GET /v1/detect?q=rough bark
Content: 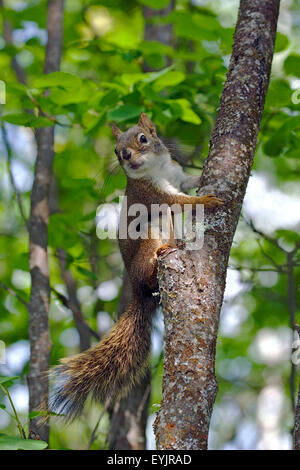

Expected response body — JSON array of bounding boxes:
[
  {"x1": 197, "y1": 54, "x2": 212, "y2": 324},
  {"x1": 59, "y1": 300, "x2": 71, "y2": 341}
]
[
  {"x1": 57, "y1": 248, "x2": 92, "y2": 352},
  {"x1": 295, "y1": 389, "x2": 300, "y2": 450},
  {"x1": 28, "y1": 0, "x2": 64, "y2": 442},
  {"x1": 154, "y1": 0, "x2": 280, "y2": 450},
  {"x1": 294, "y1": 324, "x2": 300, "y2": 450}
]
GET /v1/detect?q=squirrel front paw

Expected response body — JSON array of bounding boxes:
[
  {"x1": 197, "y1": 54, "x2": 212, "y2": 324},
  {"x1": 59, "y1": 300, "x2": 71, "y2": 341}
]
[
  {"x1": 156, "y1": 244, "x2": 177, "y2": 259},
  {"x1": 199, "y1": 194, "x2": 223, "y2": 208}
]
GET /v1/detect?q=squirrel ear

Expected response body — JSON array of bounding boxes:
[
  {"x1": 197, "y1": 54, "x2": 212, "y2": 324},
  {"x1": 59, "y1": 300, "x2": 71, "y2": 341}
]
[
  {"x1": 111, "y1": 124, "x2": 122, "y2": 139},
  {"x1": 138, "y1": 113, "x2": 156, "y2": 136}
]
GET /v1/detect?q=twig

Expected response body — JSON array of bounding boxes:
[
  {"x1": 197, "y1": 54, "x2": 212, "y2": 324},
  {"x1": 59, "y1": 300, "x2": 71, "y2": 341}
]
[
  {"x1": 229, "y1": 264, "x2": 285, "y2": 273},
  {"x1": 51, "y1": 285, "x2": 100, "y2": 342},
  {"x1": 243, "y1": 214, "x2": 281, "y2": 250},
  {"x1": 256, "y1": 238, "x2": 284, "y2": 273},
  {"x1": 26, "y1": 91, "x2": 74, "y2": 128},
  {"x1": 87, "y1": 397, "x2": 111, "y2": 450},
  {"x1": 136, "y1": 384, "x2": 151, "y2": 422},
  {"x1": 0, "y1": 122, "x2": 29, "y2": 229},
  {"x1": 244, "y1": 216, "x2": 299, "y2": 415}
]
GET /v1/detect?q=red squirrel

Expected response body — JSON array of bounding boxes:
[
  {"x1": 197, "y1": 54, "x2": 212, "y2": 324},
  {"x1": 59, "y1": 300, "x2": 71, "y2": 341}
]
[{"x1": 49, "y1": 113, "x2": 222, "y2": 419}]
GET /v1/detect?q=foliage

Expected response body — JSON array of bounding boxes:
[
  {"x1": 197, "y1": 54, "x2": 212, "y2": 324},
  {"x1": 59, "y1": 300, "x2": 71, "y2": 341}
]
[{"x1": 0, "y1": 0, "x2": 299, "y2": 450}]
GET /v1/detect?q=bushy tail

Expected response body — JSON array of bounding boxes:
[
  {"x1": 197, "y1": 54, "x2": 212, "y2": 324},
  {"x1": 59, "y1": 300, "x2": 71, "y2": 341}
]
[{"x1": 49, "y1": 295, "x2": 155, "y2": 420}]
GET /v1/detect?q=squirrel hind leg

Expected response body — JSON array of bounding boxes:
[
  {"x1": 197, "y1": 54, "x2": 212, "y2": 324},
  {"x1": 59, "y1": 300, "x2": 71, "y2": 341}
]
[{"x1": 129, "y1": 239, "x2": 162, "y2": 293}]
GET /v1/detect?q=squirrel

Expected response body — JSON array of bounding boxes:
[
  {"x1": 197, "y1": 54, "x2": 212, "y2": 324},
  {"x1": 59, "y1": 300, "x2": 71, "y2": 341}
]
[{"x1": 48, "y1": 113, "x2": 222, "y2": 420}]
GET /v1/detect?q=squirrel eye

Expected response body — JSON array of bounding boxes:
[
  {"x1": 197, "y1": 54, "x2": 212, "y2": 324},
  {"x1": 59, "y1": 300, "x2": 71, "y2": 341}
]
[
  {"x1": 114, "y1": 148, "x2": 118, "y2": 156},
  {"x1": 139, "y1": 134, "x2": 147, "y2": 144}
]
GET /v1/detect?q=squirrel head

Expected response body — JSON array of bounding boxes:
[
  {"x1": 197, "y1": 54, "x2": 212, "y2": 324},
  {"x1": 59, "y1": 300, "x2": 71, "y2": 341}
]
[{"x1": 111, "y1": 113, "x2": 168, "y2": 178}]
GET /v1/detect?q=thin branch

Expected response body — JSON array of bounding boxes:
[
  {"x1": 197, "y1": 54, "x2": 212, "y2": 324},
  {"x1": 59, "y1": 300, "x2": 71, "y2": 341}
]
[
  {"x1": 0, "y1": 122, "x2": 29, "y2": 228},
  {"x1": 136, "y1": 384, "x2": 151, "y2": 422},
  {"x1": 28, "y1": 0, "x2": 64, "y2": 443},
  {"x1": 50, "y1": 284, "x2": 100, "y2": 343},
  {"x1": 243, "y1": 214, "x2": 281, "y2": 250},
  {"x1": 256, "y1": 238, "x2": 284, "y2": 273},
  {"x1": 0, "y1": 384, "x2": 26, "y2": 439},
  {"x1": 26, "y1": 91, "x2": 74, "y2": 128},
  {"x1": 287, "y1": 252, "x2": 297, "y2": 413},
  {"x1": 229, "y1": 264, "x2": 285, "y2": 273},
  {"x1": 87, "y1": 397, "x2": 111, "y2": 450}
]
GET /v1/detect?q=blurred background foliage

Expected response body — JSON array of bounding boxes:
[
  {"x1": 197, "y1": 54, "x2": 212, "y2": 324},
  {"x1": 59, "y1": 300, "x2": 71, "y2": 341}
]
[{"x1": 0, "y1": 0, "x2": 299, "y2": 450}]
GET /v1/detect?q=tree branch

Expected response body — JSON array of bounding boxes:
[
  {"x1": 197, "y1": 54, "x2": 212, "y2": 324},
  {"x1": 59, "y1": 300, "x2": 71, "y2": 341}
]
[
  {"x1": 294, "y1": 324, "x2": 300, "y2": 450},
  {"x1": 154, "y1": 0, "x2": 280, "y2": 450},
  {"x1": 56, "y1": 248, "x2": 100, "y2": 350},
  {"x1": 27, "y1": 0, "x2": 64, "y2": 443},
  {"x1": 0, "y1": 281, "x2": 29, "y2": 308}
]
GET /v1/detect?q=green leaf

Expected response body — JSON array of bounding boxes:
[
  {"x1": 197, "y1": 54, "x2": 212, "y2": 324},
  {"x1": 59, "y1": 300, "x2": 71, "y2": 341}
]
[
  {"x1": 2, "y1": 114, "x2": 33, "y2": 125},
  {"x1": 121, "y1": 73, "x2": 149, "y2": 87},
  {"x1": 107, "y1": 104, "x2": 143, "y2": 122},
  {"x1": 166, "y1": 99, "x2": 201, "y2": 125},
  {"x1": 274, "y1": 32, "x2": 289, "y2": 53},
  {"x1": 99, "y1": 89, "x2": 120, "y2": 107},
  {"x1": 275, "y1": 230, "x2": 300, "y2": 244},
  {"x1": 263, "y1": 115, "x2": 300, "y2": 156},
  {"x1": 139, "y1": 41, "x2": 174, "y2": 58},
  {"x1": 284, "y1": 54, "x2": 300, "y2": 78},
  {"x1": 265, "y1": 80, "x2": 292, "y2": 108},
  {"x1": 30, "y1": 117, "x2": 54, "y2": 127},
  {"x1": 33, "y1": 72, "x2": 82, "y2": 89},
  {"x1": 29, "y1": 410, "x2": 66, "y2": 419},
  {"x1": 76, "y1": 266, "x2": 98, "y2": 281},
  {"x1": 82, "y1": 110, "x2": 101, "y2": 132},
  {"x1": 153, "y1": 71, "x2": 185, "y2": 92},
  {"x1": 170, "y1": 11, "x2": 220, "y2": 42},
  {"x1": 0, "y1": 434, "x2": 48, "y2": 450},
  {"x1": 2, "y1": 114, "x2": 54, "y2": 128}
]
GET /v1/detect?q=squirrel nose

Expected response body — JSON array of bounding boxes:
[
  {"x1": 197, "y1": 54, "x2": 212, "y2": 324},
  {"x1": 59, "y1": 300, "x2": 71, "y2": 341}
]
[{"x1": 122, "y1": 149, "x2": 131, "y2": 160}]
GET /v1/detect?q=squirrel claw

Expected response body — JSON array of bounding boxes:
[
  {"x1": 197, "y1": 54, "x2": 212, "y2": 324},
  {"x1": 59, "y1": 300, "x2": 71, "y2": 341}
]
[
  {"x1": 157, "y1": 244, "x2": 177, "y2": 259},
  {"x1": 203, "y1": 194, "x2": 223, "y2": 208}
]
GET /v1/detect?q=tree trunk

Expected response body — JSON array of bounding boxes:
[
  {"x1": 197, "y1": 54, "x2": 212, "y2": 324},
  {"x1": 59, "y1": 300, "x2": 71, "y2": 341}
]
[
  {"x1": 294, "y1": 325, "x2": 300, "y2": 450},
  {"x1": 57, "y1": 248, "x2": 92, "y2": 352},
  {"x1": 108, "y1": 273, "x2": 150, "y2": 450},
  {"x1": 154, "y1": 0, "x2": 280, "y2": 450},
  {"x1": 28, "y1": 0, "x2": 64, "y2": 442}
]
